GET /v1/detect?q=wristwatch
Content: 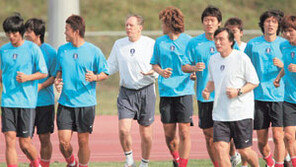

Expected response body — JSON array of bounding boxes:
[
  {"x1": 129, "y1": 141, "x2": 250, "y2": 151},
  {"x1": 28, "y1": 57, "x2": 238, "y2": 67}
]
[{"x1": 237, "y1": 88, "x2": 243, "y2": 96}]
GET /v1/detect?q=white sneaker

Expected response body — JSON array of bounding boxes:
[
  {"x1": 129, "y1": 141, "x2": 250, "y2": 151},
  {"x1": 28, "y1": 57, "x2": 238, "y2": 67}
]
[
  {"x1": 124, "y1": 163, "x2": 136, "y2": 167},
  {"x1": 230, "y1": 152, "x2": 241, "y2": 167}
]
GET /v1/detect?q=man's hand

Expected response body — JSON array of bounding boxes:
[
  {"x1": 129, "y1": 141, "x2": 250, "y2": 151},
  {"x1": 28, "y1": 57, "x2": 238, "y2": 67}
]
[
  {"x1": 140, "y1": 70, "x2": 154, "y2": 76},
  {"x1": 194, "y1": 62, "x2": 205, "y2": 71},
  {"x1": 273, "y1": 58, "x2": 283, "y2": 68},
  {"x1": 16, "y1": 71, "x2": 29, "y2": 83},
  {"x1": 160, "y1": 68, "x2": 173, "y2": 78},
  {"x1": 202, "y1": 88, "x2": 210, "y2": 100},
  {"x1": 54, "y1": 78, "x2": 63, "y2": 93},
  {"x1": 190, "y1": 72, "x2": 196, "y2": 80},
  {"x1": 226, "y1": 87, "x2": 238, "y2": 99},
  {"x1": 273, "y1": 78, "x2": 281, "y2": 88},
  {"x1": 288, "y1": 63, "x2": 296, "y2": 72},
  {"x1": 85, "y1": 70, "x2": 97, "y2": 82},
  {"x1": 38, "y1": 84, "x2": 43, "y2": 91}
]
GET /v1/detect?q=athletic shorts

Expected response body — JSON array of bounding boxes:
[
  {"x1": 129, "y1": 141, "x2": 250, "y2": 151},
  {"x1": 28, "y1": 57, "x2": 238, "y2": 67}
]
[
  {"x1": 117, "y1": 84, "x2": 155, "y2": 126},
  {"x1": 1, "y1": 107, "x2": 35, "y2": 138},
  {"x1": 57, "y1": 104, "x2": 95, "y2": 133},
  {"x1": 35, "y1": 105, "x2": 55, "y2": 134},
  {"x1": 254, "y1": 101, "x2": 283, "y2": 130},
  {"x1": 198, "y1": 101, "x2": 214, "y2": 129},
  {"x1": 160, "y1": 95, "x2": 193, "y2": 124},
  {"x1": 283, "y1": 101, "x2": 296, "y2": 127},
  {"x1": 213, "y1": 119, "x2": 253, "y2": 149}
]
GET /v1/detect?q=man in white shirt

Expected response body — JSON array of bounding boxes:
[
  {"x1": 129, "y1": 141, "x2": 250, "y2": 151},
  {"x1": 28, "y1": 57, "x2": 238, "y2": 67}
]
[
  {"x1": 202, "y1": 28, "x2": 260, "y2": 167},
  {"x1": 107, "y1": 14, "x2": 156, "y2": 167}
]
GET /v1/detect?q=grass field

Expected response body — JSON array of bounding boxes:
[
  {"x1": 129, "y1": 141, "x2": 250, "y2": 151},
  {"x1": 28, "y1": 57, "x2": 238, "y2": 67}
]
[{"x1": 0, "y1": 159, "x2": 268, "y2": 167}]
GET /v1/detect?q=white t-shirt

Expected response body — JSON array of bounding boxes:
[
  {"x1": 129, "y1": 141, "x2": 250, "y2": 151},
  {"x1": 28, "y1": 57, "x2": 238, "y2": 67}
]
[
  {"x1": 208, "y1": 49, "x2": 259, "y2": 121},
  {"x1": 107, "y1": 35, "x2": 157, "y2": 89},
  {"x1": 239, "y1": 41, "x2": 247, "y2": 51}
]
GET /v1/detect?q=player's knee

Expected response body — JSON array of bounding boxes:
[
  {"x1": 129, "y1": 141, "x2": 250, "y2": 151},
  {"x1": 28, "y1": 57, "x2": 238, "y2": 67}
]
[
  {"x1": 78, "y1": 137, "x2": 89, "y2": 147},
  {"x1": 39, "y1": 134, "x2": 51, "y2": 145},
  {"x1": 203, "y1": 129, "x2": 213, "y2": 139},
  {"x1": 273, "y1": 131, "x2": 284, "y2": 144},
  {"x1": 59, "y1": 140, "x2": 71, "y2": 150},
  {"x1": 19, "y1": 140, "x2": 31, "y2": 153},
  {"x1": 284, "y1": 132, "x2": 294, "y2": 143},
  {"x1": 179, "y1": 130, "x2": 190, "y2": 141},
  {"x1": 119, "y1": 128, "x2": 130, "y2": 138}
]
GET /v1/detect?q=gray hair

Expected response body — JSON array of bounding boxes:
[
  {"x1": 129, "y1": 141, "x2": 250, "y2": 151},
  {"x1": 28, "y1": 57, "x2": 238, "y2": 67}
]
[{"x1": 126, "y1": 14, "x2": 144, "y2": 26}]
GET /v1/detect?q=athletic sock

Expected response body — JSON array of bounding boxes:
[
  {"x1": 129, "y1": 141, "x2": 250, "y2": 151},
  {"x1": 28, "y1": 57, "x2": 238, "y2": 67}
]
[
  {"x1": 66, "y1": 154, "x2": 76, "y2": 166},
  {"x1": 241, "y1": 166, "x2": 248, "y2": 167},
  {"x1": 124, "y1": 150, "x2": 134, "y2": 166},
  {"x1": 274, "y1": 162, "x2": 284, "y2": 167},
  {"x1": 264, "y1": 153, "x2": 275, "y2": 166},
  {"x1": 179, "y1": 158, "x2": 188, "y2": 167},
  {"x1": 291, "y1": 156, "x2": 296, "y2": 167},
  {"x1": 7, "y1": 165, "x2": 17, "y2": 167},
  {"x1": 170, "y1": 151, "x2": 180, "y2": 163},
  {"x1": 40, "y1": 159, "x2": 50, "y2": 167},
  {"x1": 30, "y1": 159, "x2": 40, "y2": 167},
  {"x1": 213, "y1": 161, "x2": 219, "y2": 167},
  {"x1": 79, "y1": 163, "x2": 88, "y2": 167},
  {"x1": 139, "y1": 158, "x2": 149, "y2": 167}
]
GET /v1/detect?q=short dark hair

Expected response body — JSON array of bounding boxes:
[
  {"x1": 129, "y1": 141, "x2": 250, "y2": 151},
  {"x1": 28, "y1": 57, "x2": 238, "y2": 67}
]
[
  {"x1": 259, "y1": 9, "x2": 284, "y2": 35},
  {"x1": 126, "y1": 14, "x2": 144, "y2": 26},
  {"x1": 25, "y1": 18, "x2": 46, "y2": 43},
  {"x1": 224, "y1": 17, "x2": 243, "y2": 31},
  {"x1": 159, "y1": 6, "x2": 185, "y2": 33},
  {"x1": 214, "y1": 27, "x2": 235, "y2": 48},
  {"x1": 66, "y1": 15, "x2": 85, "y2": 38},
  {"x1": 3, "y1": 13, "x2": 25, "y2": 36},
  {"x1": 201, "y1": 6, "x2": 222, "y2": 23},
  {"x1": 281, "y1": 15, "x2": 296, "y2": 32}
]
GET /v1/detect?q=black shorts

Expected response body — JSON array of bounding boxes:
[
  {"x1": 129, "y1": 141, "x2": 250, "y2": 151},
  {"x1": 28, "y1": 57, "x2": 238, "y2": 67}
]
[
  {"x1": 213, "y1": 119, "x2": 253, "y2": 149},
  {"x1": 198, "y1": 101, "x2": 214, "y2": 129},
  {"x1": 254, "y1": 101, "x2": 283, "y2": 130},
  {"x1": 57, "y1": 104, "x2": 95, "y2": 133},
  {"x1": 35, "y1": 105, "x2": 55, "y2": 134},
  {"x1": 160, "y1": 95, "x2": 193, "y2": 124},
  {"x1": 1, "y1": 107, "x2": 35, "y2": 138},
  {"x1": 283, "y1": 101, "x2": 296, "y2": 127}
]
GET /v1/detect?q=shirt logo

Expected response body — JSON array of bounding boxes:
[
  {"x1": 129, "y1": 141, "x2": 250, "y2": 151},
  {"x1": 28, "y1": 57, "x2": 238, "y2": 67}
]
[
  {"x1": 130, "y1": 48, "x2": 135, "y2": 56},
  {"x1": 170, "y1": 45, "x2": 175, "y2": 51},
  {"x1": 73, "y1": 53, "x2": 78, "y2": 59},
  {"x1": 291, "y1": 52, "x2": 295, "y2": 59},
  {"x1": 266, "y1": 47, "x2": 271, "y2": 53},
  {"x1": 13, "y1": 54, "x2": 18, "y2": 60},
  {"x1": 210, "y1": 47, "x2": 215, "y2": 53},
  {"x1": 220, "y1": 65, "x2": 225, "y2": 71}
]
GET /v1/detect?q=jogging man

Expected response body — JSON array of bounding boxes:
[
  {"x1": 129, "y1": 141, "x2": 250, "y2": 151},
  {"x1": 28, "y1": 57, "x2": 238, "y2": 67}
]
[
  {"x1": 244, "y1": 9, "x2": 286, "y2": 167},
  {"x1": 54, "y1": 15, "x2": 109, "y2": 167},
  {"x1": 274, "y1": 15, "x2": 296, "y2": 167},
  {"x1": 203, "y1": 27, "x2": 260, "y2": 167},
  {"x1": 0, "y1": 13, "x2": 48, "y2": 167},
  {"x1": 225, "y1": 17, "x2": 247, "y2": 51},
  {"x1": 107, "y1": 14, "x2": 156, "y2": 167},
  {"x1": 151, "y1": 6, "x2": 194, "y2": 167},
  {"x1": 24, "y1": 18, "x2": 56, "y2": 167}
]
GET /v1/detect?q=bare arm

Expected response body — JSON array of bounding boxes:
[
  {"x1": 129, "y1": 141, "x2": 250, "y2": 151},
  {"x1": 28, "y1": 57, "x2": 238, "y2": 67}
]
[
  {"x1": 274, "y1": 68, "x2": 285, "y2": 87},
  {"x1": 85, "y1": 70, "x2": 108, "y2": 82},
  {"x1": 38, "y1": 76, "x2": 55, "y2": 91},
  {"x1": 226, "y1": 82, "x2": 259, "y2": 99},
  {"x1": 202, "y1": 81, "x2": 214, "y2": 100},
  {"x1": 152, "y1": 64, "x2": 172, "y2": 78},
  {"x1": 16, "y1": 71, "x2": 48, "y2": 83},
  {"x1": 182, "y1": 63, "x2": 205, "y2": 73}
]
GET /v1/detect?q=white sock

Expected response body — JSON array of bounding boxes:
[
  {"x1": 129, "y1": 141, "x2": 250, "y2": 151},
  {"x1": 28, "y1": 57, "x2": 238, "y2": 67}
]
[
  {"x1": 125, "y1": 151, "x2": 134, "y2": 166},
  {"x1": 139, "y1": 158, "x2": 149, "y2": 167},
  {"x1": 285, "y1": 154, "x2": 291, "y2": 161}
]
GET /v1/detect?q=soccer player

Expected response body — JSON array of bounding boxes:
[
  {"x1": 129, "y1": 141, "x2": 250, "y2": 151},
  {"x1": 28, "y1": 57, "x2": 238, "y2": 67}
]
[
  {"x1": 150, "y1": 6, "x2": 194, "y2": 167},
  {"x1": 24, "y1": 18, "x2": 57, "y2": 167},
  {"x1": 202, "y1": 27, "x2": 260, "y2": 167},
  {"x1": 274, "y1": 15, "x2": 296, "y2": 167},
  {"x1": 107, "y1": 14, "x2": 156, "y2": 167},
  {"x1": 0, "y1": 14, "x2": 48, "y2": 167},
  {"x1": 54, "y1": 15, "x2": 109, "y2": 167},
  {"x1": 225, "y1": 17, "x2": 247, "y2": 51},
  {"x1": 244, "y1": 9, "x2": 286, "y2": 167},
  {"x1": 182, "y1": 6, "x2": 243, "y2": 167}
]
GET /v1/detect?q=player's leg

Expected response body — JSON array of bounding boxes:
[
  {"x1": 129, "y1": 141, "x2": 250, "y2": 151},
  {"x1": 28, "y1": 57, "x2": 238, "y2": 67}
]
[
  {"x1": 38, "y1": 133, "x2": 52, "y2": 166},
  {"x1": 163, "y1": 123, "x2": 179, "y2": 163},
  {"x1": 119, "y1": 118, "x2": 135, "y2": 167},
  {"x1": 229, "y1": 140, "x2": 242, "y2": 167},
  {"x1": 19, "y1": 137, "x2": 39, "y2": 166},
  {"x1": 237, "y1": 147, "x2": 259, "y2": 167},
  {"x1": 215, "y1": 141, "x2": 231, "y2": 167},
  {"x1": 139, "y1": 124, "x2": 152, "y2": 166},
  {"x1": 178, "y1": 122, "x2": 191, "y2": 167},
  {"x1": 284, "y1": 126, "x2": 296, "y2": 166},
  {"x1": 77, "y1": 132, "x2": 90, "y2": 166}
]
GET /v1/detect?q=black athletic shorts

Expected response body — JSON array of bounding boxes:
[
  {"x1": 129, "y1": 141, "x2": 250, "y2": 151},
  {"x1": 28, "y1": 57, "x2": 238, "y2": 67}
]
[
  {"x1": 1, "y1": 107, "x2": 35, "y2": 138},
  {"x1": 57, "y1": 104, "x2": 95, "y2": 133},
  {"x1": 254, "y1": 101, "x2": 283, "y2": 130},
  {"x1": 198, "y1": 101, "x2": 214, "y2": 129},
  {"x1": 213, "y1": 119, "x2": 253, "y2": 149},
  {"x1": 160, "y1": 95, "x2": 193, "y2": 124},
  {"x1": 35, "y1": 105, "x2": 55, "y2": 134},
  {"x1": 283, "y1": 101, "x2": 296, "y2": 127}
]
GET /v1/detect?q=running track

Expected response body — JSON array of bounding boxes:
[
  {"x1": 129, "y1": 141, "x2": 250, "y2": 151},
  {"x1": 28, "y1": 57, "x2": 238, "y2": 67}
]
[{"x1": 0, "y1": 116, "x2": 274, "y2": 163}]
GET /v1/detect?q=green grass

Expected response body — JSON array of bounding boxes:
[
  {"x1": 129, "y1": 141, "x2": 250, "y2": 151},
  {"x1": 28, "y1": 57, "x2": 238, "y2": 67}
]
[{"x1": 0, "y1": 159, "x2": 268, "y2": 167}]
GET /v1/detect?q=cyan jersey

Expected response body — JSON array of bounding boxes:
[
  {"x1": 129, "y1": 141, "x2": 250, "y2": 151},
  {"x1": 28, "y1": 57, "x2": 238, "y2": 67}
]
[
  {"x1": 281, "y1": 41, "x2": 296, "y2": 104},
  {"x1": 0, "y1": 40, "x2": 48, "y2": 108},
  {"x1": 55, "y1": 42, "x2": 109, "y2": 107},
  {"x1": 245, "y1": 36, "x2": 286, "y2": 101},
  {"x1": 150, "y1": 33, "x2": 195, "y2": 97},
  {"x1": 37, "y1": 43, "x2": 57, "y2": 106}
]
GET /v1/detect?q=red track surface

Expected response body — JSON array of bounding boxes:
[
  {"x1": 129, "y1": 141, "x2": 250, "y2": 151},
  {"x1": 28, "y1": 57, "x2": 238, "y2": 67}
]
[{"x1": 0, "y1": 115, "x2": 273, "y2": 163}]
